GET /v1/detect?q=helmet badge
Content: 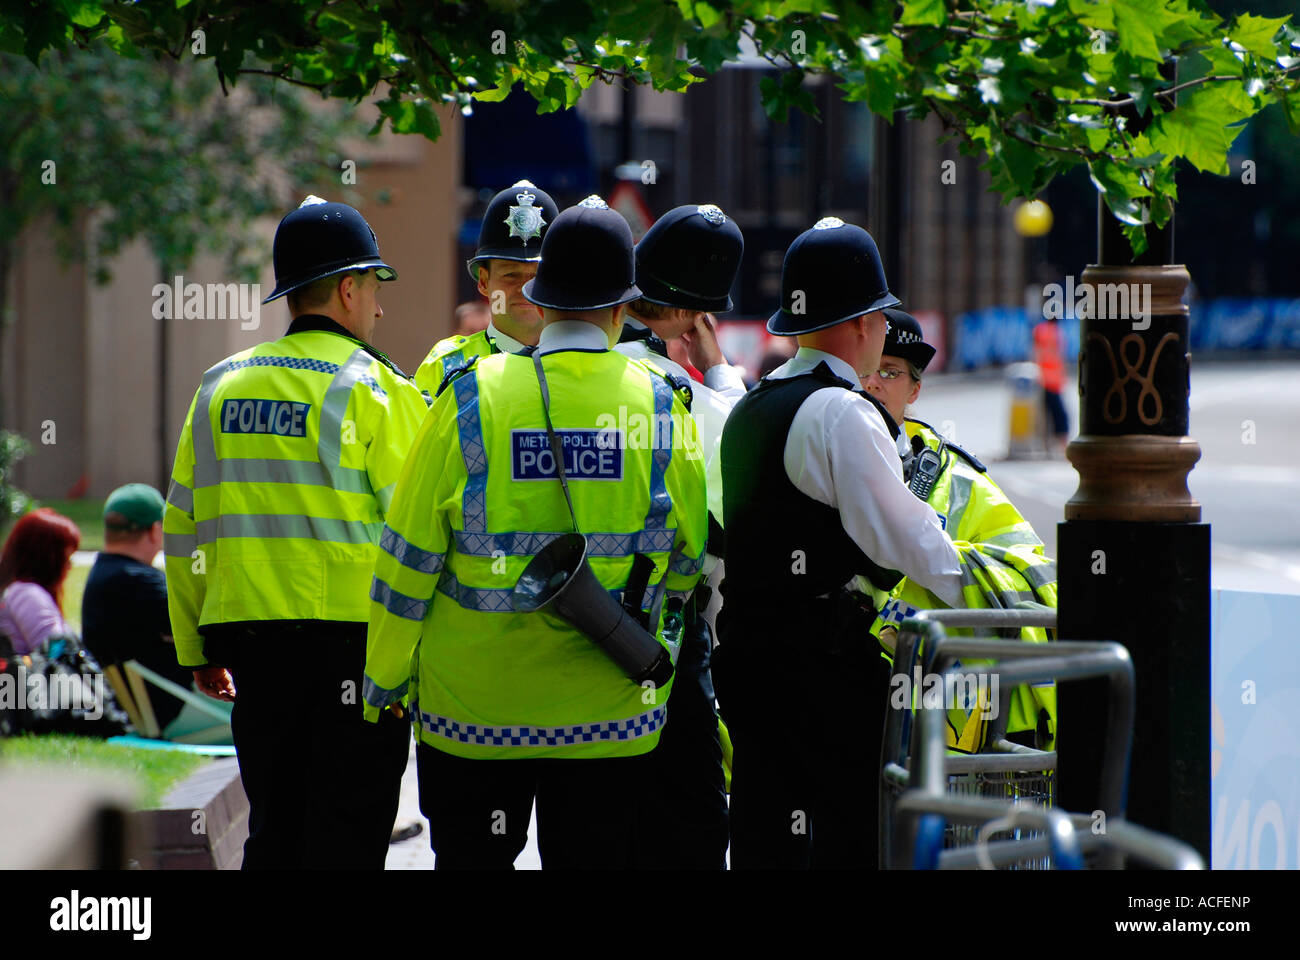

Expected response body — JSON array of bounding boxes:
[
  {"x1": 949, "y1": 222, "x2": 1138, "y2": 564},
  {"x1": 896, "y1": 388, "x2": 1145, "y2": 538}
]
[
  {"x1": 696, "y1": 203, "x2": 727, "y2": 225},
  {"x1": 505, "y1": 186, "x2": 546, "y2": 246},
  {"x1": 813, "y1": 216, "x2": 845, "y2": 230}
]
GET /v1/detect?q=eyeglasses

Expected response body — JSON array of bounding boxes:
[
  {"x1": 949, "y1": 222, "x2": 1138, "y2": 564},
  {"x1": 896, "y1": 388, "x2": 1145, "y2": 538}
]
[{"x1": 874, "y1": 368, "x2": 907, "y2": 381}]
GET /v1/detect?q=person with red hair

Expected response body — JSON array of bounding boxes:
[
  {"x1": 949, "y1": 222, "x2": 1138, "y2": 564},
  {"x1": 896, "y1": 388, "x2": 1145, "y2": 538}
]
[{"x1": 0, "y1": 508, "x2": 81, "y2": 655}]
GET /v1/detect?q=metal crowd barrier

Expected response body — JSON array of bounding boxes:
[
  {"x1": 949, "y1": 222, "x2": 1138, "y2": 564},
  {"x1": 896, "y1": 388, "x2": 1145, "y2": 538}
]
[
  {"x1": 899, "y1": 698, "x2": 1203, "y2": 870},
  {"x1": 880, "y1": 608, "x2": 1063, "y2": 869}
]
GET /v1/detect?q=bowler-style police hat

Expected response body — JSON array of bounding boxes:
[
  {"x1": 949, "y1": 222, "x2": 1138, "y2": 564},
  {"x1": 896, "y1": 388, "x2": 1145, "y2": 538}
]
[
  {"x1": 767, "y1": 217, "x2": 900, "y2": 336},
  {"x1": 522, "y1": 196, "x2": 642, "y2": 311},
  {"x1": 263, "y1": 196, "x2": 396, "y2": 303},
  {"x1": 881, "y1": 308, "x2": 937, "y2": 372},
  {"x1": 467, "y1": 179, "x2": 561, "y2": 281},
  {"x1": 634, "y1": 204, "x2": 744, "y2": 312}
]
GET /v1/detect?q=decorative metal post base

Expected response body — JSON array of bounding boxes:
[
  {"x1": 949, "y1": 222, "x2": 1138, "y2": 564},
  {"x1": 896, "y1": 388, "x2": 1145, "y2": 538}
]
[{"x1": 1057, "y1": 262, "x2": 1211, "y2": 863}]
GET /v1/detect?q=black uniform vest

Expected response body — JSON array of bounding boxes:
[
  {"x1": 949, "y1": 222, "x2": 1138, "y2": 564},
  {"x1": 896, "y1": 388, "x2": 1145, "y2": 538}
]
[{"x1": 720, "y1": 362, "x2": 903, "y2": 622}]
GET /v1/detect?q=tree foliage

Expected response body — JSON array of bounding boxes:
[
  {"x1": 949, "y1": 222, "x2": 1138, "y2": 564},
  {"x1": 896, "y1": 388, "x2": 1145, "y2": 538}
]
[{"x1": 1, "y1": 1, "x2": 1297, "y2": 256}]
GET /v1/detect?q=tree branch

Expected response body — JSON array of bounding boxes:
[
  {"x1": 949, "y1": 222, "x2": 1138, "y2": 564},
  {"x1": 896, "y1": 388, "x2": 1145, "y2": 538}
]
[
  {"x1": 1060, "y1": 64, "x2": 1300, "y2": 109},
  {"x1": 236, "y1": 68, "x2": 327, "y2": 91}
]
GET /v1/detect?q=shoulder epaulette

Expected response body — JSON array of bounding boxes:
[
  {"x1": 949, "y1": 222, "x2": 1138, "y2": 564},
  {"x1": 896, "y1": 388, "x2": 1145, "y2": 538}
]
[
  {"x1": 946, "y1": 439, "x2": 987, "y2": 473},
  {"x1": 633, "y1": 357, "x2": 694, "y2": 412},
  {"x1": 664, "y1": 372, "x2": 693, "y2": 412},
  {"x1": 435, "y1": 354, "x2": 480, "y2": 399}
]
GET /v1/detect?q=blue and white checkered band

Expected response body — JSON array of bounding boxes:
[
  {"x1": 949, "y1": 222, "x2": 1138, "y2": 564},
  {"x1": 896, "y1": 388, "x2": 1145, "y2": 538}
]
[
  {"x1": 506, "y1": 188, "x2": 545, "y2": 245},
  {"x1": 579, "y1": 195, "x2": 608, "y2": 209},
  {"x1": 894, "y1": 329, "x2": 921, "y2": 343},
  {"x1": 813, "y1": 216, "x2": 845, "y2": 230},
  {"x1": 696, "y1": 204, "x2": 726, "y2": 225}
]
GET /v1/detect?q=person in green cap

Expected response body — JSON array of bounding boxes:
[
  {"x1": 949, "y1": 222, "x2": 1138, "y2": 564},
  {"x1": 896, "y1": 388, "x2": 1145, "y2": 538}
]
[{"x1": 82, "y1": 483, "x2": 194, "y2": 730}]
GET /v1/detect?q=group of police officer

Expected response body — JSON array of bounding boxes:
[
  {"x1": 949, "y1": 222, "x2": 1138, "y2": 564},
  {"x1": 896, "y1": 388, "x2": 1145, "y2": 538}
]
[{"x1": 162, "y1": 178, "x2": 1048, "y2": 870}]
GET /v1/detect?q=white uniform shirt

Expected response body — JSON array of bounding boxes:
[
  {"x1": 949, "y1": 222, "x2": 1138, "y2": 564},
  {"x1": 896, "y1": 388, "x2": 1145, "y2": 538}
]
[
  {"x1": 770, "y1": 346, "x2": 963, "y2": 607},
  {"x1": 616, "y1": 318, "x2": 742, "y2": 571},
  {"x1": 485, "y1": 318, "x2": 530, "y2": 356}
]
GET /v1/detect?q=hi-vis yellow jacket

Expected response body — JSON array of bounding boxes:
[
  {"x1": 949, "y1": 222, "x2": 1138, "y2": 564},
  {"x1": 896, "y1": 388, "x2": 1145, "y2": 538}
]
[
  {"x1": 363, "y1": 346, "x2": 708, "y2": 760},
  {"x1": 162, "y1": 321, "x2": 428, "y2": 667},
  {"x1": 413, "y1": 330, "x2": 499, "y2": 403},
  {"x1": 874, "y1": 418, "x2": 1059, "y2": 751}
]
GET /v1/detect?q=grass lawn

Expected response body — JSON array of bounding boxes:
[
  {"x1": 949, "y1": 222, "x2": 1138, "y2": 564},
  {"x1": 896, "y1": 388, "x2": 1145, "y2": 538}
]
[
  {"x1": 0, "y1": 497, "x2": 106, "y2": 553},
  {"x1": 1, "y1": 733, "x2": 208, "y2": 808},
  {"x1": 37, "y1": 497, "x2": 107, "y2": 553}
]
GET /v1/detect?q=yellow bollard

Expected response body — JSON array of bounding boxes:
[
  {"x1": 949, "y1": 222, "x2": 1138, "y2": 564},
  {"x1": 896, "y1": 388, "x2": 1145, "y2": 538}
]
[{"x1": 1006, "y1": 362, "x2": 1043, "y2": 459}]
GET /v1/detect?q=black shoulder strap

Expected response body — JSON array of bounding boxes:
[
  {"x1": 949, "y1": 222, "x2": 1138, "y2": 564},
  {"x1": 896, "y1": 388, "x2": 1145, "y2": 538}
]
[
  {"x1": 436, "y1": 354, "x2": 480, "y2": 399},
  {"x1": 905, "y1": 416, "x2": 986, "y2": 473}
]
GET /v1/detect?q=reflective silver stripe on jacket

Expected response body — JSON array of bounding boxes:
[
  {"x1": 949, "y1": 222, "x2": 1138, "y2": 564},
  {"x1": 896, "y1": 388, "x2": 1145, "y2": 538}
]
[
  {"x1": 195, "y1": 514, "x2": 381, "y2": 544},
  {"x1": 166, "y1": 479, "x2": 194, "y2": 514},
  {"x1": 370, "y1": 576, "x2": 431, "y2": 622},
  {"x1": 380, "y1": 526, "x2": 446, "y2": 575},
  {"x1": 453, "y1": 370, "x2": 488, "y2": 534},
  {"x1": 362, "y1": 674, "x2": 408, "y2": 709}
]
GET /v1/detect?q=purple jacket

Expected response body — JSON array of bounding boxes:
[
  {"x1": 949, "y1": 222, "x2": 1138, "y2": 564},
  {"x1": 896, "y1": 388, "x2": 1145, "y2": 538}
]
[{"x1": 0, "y1": 581, "x2": 71, "y2": 655}]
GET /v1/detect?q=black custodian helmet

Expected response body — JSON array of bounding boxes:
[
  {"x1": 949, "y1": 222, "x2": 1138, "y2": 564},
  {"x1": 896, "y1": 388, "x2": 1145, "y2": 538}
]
[
  {"x1": 467, "y1": 179, "x2": 561, "y2": 281},
  {"x1": 263, "y1": 196, "x2": 396, "y2": 304},
  {"x1": 522, "y1": 196, "x2": 641, "y2": 311},
  {"x1": 767, "y1": 217, "x2": 900, "y2": 336},
  {"x1": 634, "y1": 203, "x2": 744, "y2": 312}
]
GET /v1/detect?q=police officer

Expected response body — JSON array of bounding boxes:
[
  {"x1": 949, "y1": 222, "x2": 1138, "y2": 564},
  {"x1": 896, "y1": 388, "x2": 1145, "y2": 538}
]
[
  {"x1": 363, "y1": 196, "x2": 707, "y2": 869},
  {"x1": 714, "y1": 217, "x2": 965, "y2": 869},
  {"x1": 163, "y1": 196, "x2": 428, "y2": 869},
  {"x1": 863, "y1": 309, "x2": 1059, "y2": 752},
  {"x1": 413, "y1": 180, "x2": 561, "y2": 400},
  {"x1": 618, "y1": 203, "x2": 745, "y2": 869}
]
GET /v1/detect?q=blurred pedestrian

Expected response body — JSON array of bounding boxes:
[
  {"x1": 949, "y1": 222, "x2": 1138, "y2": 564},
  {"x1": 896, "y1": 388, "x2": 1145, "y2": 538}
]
[
  {"x1": 1033, "y1": 315, "x2": 1069, "y2": 457},
  {"x1": 82, "y1": 483, "x2": 194, "y2": 732},
  {"x1": 453, "y1": 301, "x2": 490, "y2": 338},
  {"x1": 0, "y1": 507, "x2": 80, "y2": 655}
]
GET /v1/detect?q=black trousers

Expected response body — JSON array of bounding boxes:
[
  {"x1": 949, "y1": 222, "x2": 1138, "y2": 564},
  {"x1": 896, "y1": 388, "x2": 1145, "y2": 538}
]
[
  {"x1": 637, "y1": 617, "x2": 729, "y2": 869},
  {"x1": 206, "y1": 622, "x2": 410, "y2": 870},
  {"x1": 712, "y1": 619, "x2": 891, "y2": 870},
  {"x1": 416, "y1": 740, "x2": 653, "y2": 869}
]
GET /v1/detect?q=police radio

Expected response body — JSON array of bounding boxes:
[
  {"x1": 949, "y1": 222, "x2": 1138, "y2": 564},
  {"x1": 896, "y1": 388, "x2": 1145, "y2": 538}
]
[{"x1": 904, "y1": 435, "x2": 944, "y2": 501}]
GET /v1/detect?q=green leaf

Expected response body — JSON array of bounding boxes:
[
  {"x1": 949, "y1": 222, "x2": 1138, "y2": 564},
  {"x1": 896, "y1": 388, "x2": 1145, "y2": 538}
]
[
  {"x1": 1123, "y1": 222, "x2": 1149, "y2": 258},
  {"x1": 65, "y1": 2, "x2": 106, "y2": 28},
  {"x1": 1111, "y1": 1, "x2": 1161, "y2": 62},
  {"x1": 1229, "y1": 13, "x2": 1288, "y2": 60},
  {"x1": 999, "y1": 135, "x2": 1040, "y2": 194},
  {"x1": 1148, "y1": 83, "x2": 1251, "y2": 174},
  {"x1": 378, "y1": 97, "x2": 441, "y2": 138},
  {"x1": 900, "y1": 0, "x2": 945, "y2": 28}
]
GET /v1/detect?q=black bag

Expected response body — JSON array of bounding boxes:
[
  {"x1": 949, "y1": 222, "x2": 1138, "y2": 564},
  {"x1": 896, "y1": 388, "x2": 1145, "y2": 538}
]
[{"x1": 0, "y1": 633, "x2": 133, "y2": 738}]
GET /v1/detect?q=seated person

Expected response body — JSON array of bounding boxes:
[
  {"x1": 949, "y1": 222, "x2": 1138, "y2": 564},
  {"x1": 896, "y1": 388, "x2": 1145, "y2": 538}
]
[
  {"x1": 862, "y1": 310, "x2": 1058, "y2": 752},
  {"x1": 82, "y1": 483, "x2": 194, "y2": 730},
  {"x1": 0, "y1": 508, "x2": 81, "y2": 654}
]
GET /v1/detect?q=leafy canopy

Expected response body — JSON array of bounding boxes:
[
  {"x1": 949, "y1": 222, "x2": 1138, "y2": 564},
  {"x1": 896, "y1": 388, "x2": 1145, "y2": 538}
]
[{"x1": 3, "y1": 0, "x2": 1298, "y2": 256}]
